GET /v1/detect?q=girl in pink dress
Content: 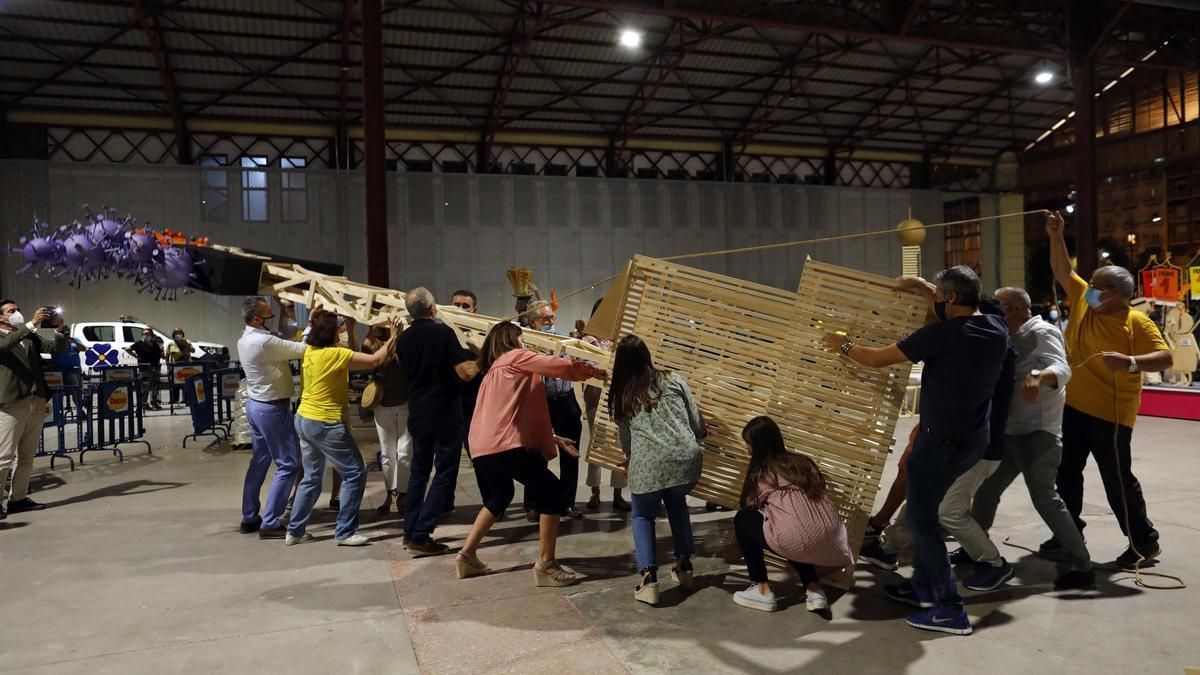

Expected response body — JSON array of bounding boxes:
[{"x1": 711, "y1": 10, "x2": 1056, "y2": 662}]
[{"x1": 732, "y1": 416, "x2": 853, "y2": 613}]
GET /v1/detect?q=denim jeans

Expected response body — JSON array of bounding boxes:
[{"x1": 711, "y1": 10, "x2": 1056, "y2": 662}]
[
  {"x1": 242, "y1": 398, "x2": 301, "y2": 530},
  {"x1": 288, "y1": 414, "x2": 367, "y2": 541},
  {"x1": 630, "y1": 482, "x2": 696, "y2": 572},
  {"x1": 905, "y1": 428, "x2": 986, "y2": 611},
  {"x1": 404, "y1": 424, "x2": 463, "y2": 544}
]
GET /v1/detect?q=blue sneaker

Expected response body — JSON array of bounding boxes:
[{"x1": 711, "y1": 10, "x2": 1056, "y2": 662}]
[
  {"x1": 906, "y1": 607, "x2": 973, "y2": 635},
  {"x1": 962, "y1": 559, "x2": 1013, "y2": 591},
  {"x1": 883, "y1": 581, "x2": 935, "y2": 608}
]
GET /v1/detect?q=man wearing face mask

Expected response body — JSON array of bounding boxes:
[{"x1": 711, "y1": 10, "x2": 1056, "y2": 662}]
[
  {"x1": 126, "y1": 328, "x2": 165, "y2": 410},
  {"x1": 1044, "y1": 211, "x2": 1173, "y2": 568},
  {"x1": 522, "y1": 302, "x2": 585, "y2": 521},
  {"x1": 0, "y1": 302, "x2": 64, "y2": 518},
  {"x1": 238, "y1": 296, "x2": 308, "y2": 537},
  {"x1": 821, "y1": 266, "x2": 1009, "y2": 636}
]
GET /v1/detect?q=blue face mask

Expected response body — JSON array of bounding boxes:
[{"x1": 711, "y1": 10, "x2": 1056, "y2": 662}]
[
  {"x1": 538, "y1": 324, "x2": 558, "y2": 335},
  {"x1": 1084, "y1": 288, "x2": 1103, "y2": 309}
]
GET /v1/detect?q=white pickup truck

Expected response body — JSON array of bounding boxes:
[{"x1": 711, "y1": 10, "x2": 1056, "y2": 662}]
[{"x1": 69, "y1": 321, "x2": 230, "y2": 375}]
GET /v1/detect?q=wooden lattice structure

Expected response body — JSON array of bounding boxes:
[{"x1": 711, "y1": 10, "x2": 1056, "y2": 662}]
[
  {"x1": 257, "y1": 262, "x2": 611, "y2": 387},
  {"x1": 584, "y1": 256, "x2": 927, "y2": 586},
  {"x1": 259, "y1": 256, "x2": 926, "y2": 587}
]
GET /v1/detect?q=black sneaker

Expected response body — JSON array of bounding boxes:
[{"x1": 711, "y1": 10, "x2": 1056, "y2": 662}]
[
  {"x1": 329, "y1": 497, "x2": 341, "y2": 510},
  {"x1": 858, "y1": 539, "x2": 899, "y2": 571},
  {"x1": 947, "y1": 547, "x2": 975, "y2": 566},
  {"x1": 1039, "y1": 537, "x2": 1065, "y2": 556},
  {"x1": 6, "y1": 498, "x2": 46, "y2": 513},
  {"x1": 239, "y1": 517, "x2": 262, "y2": 534},
  {"x1": 1054, "y1": 568, "x2": 1096, "y2": 590},
  {"x1": 962, "y1": 559, "x2": 1014, "y2": 591},
  {"x1": 1115, "y1": 543, "x2": 1160, "y2": 570}
]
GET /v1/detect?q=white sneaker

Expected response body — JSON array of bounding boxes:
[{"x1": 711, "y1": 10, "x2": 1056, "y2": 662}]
[
  {"x1": 733, "y1": 585, "x2": 777, "y2": 612},
  {"x1": 806, "y1": 588, "x2": 829, "y2": 612},
  {"x1": 336, "y1": 533, "x2": 371, "y2": 547},
  {"x1": 285, "y1": 532, "x2": 312, "y2": 546}
]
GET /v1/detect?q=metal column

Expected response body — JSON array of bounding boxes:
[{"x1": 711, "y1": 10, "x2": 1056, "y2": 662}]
[
  {"x1": 362, "y1": 0, "x2": 388, "y2": 287},
  {"x1": 1068, "y1": 0, "x2": 1100, "y2": 275}
]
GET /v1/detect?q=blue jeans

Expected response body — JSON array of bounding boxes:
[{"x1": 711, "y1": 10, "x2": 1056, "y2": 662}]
[
  {"x1": 631, "y1": 482, "x2": 696, "y2": 572},
  {"x1": 288, "y1": 415, "x2": 367, "y2": 541},
  {"x1": 242, "y1": 399, "x2": 301, "y2": 530},
  {"x1": 404, "y1": 424, "x2": 464, "y2": 544},
  {"x1": 905, "y1": 428, "x2": 987, "y2": 611}
]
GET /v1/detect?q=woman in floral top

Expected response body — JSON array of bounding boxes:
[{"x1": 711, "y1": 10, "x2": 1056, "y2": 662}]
[{"x1": 609, "y1": 334, "x2": 706, "y2": 606}]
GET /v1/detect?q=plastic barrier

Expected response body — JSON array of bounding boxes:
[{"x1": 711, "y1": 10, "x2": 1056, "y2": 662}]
[
  {"x1": 34, "y1": 377, "x2": 149, "y2": 470},
  {"x1": 80, "y1": 379, "x2": 151, "y2": 464},
  {"x1": 182, "y1": 372, "x2": 226, "y2": 447}
]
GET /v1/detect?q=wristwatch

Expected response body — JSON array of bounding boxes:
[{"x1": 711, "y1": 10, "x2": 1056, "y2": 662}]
[
  {"x1": 1030, "y1": 368, "x2": 1041, "y2": 380},
  {"x1": 1127, "y1": 356, "x2": 1138, "y2": 373},
  {"x1": 840, "y1": 340, "x2": 854, "y2": 357}
]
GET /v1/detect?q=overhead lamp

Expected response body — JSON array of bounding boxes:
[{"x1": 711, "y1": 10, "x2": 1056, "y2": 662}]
[
  {"x1": 1034, "y1": 69, "x2": 1054, "y2": 85},
  {"x1": 619, "y1": 29, "x2": 642, "y2": 48},
  {"x1": 1127, "y1": 233, "x2": 1138, "y2": 245},
  {"x1": 1151, "y1": 214, "x2": 1162, "y2": 222},
  {"x1": 1101, "y1": 250, "x2": 1111, "y2": 259},
  {"x1": 1065, "y1": 204, "x2": 1076, "y2": 214}
]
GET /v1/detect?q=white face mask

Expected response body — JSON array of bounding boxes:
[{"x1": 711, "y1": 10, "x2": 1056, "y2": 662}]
[
  {"x1": 1049, "y1": 310, "x2": 1059, "y2": 321},
  {"x1": 7, "y1": 310, "x2": 25, "y2": 327}
]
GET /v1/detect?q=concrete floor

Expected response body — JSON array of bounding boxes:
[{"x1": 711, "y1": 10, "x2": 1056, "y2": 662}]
[{"x1": 1, "y1": 412, "x2": 1198, "y2": 674}]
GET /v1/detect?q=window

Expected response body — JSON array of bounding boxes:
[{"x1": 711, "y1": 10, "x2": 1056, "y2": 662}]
[
  {"x1": 122, "y1": 326, "x2": 143, "y2": 343},
  {"x1": 82, "y1": 325, "x2": 116, "y2": 342},
  {"x1": 281, "y1": 156, "x2": 307, "y2": 222},
  {"x1": 944, "y1": 197, "x2": 982, "y2": 271},
  {"x1": 241, "y1": 155, "x2": 268, "y2": 222},
  {"x1": 199, "y1": 154, "x2": 229, "y2": 222}
]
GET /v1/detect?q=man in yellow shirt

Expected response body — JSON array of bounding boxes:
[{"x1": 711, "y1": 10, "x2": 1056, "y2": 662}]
[{"x1": 1044, "y1": 211, "x2": 1173, "y2": 569}]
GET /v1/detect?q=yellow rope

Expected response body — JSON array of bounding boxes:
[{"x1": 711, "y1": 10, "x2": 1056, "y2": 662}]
[{"x1": 509, "y1": 207, "x2": 1053, "y2": 322}]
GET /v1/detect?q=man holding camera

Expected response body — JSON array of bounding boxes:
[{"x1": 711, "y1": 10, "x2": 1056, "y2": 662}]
[{"x1": 0, "y1": 301, "x2": 64, "y2": 518}]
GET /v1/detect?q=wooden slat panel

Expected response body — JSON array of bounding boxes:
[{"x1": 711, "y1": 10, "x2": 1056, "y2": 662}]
[{"x1": 584, "y1": 255, "x2": 926, "y2": 590}]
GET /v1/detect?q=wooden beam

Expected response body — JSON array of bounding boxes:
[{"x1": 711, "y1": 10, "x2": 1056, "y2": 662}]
[{"x1": 131, "y1": 0, "x2": 190, "y2": 163}]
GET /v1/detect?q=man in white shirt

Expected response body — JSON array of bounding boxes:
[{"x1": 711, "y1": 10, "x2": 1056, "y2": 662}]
[
  {"x1": 238, "y1": 296, "x2": 307, "y2": 538},
  {"x1": 971, "y1": 287, "x2": 1095, "y2": 589}
]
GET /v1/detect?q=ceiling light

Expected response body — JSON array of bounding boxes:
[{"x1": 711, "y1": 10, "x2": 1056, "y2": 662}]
[
  {"x1": 1151, "y1": 214, "x2": 1162, "y2": 222},
  {"x1": 619, "y1": 29, "x2": 642, "y2": 48},
  {"x1": 1101, "y1": 251, "x2": 1111, "y2": 259},
  {"x1": 1034, "y1": 70, "x2": 1054, "y2": 84},
  {"x1": 1065, "y1": 204, "x2": 1075, "y2": 214}
]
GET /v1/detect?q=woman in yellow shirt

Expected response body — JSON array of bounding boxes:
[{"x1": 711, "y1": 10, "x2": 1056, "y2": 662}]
[
  {"x1": 1045, "y1": 211, "x2": 1173, "y2": 568},
  {"x1": 286, "y1": 310, "x2": 399, "y2": 547}
]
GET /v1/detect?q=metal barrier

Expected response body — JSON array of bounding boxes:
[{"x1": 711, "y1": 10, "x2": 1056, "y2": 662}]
[
  {"x1": 212, "y1": 366, "x2": 243, "y2": 434},
  {"x1": 182, "y1": 372, "x2": 226, "y2": 447},
  {"x1": 35, "y1": 376, "x2": 149, "y2": 470},
  {"x1": 79, "y1": 379, "x2": 151, "y2": 464},
  {"x1": 167, "y1": 361, "x2": 209, "y2": 415}
]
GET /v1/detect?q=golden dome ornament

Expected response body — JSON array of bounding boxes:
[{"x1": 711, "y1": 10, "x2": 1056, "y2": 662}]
[{"x1": 896, "y1": 208, "x2": 926, "y2": 246}]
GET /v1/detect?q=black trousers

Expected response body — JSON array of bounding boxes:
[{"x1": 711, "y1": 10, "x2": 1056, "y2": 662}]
[
  {"x1": 523, "y1": 393, "x2": 582, "y2": 514},
  {"x1": 733, "y1": 508, "x2": 817, "y2": 585},
  {"x1": 1057, "y1": 405, "x2": 1158, "y2": 546},
  {"x1": 476, "y1": 448, "x2": 564, "y2": 518}
]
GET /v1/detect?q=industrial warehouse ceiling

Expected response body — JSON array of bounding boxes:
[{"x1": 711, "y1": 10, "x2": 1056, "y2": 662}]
[{"x1": 0, "y1": 0, "x2": 1198, "y2": 160}]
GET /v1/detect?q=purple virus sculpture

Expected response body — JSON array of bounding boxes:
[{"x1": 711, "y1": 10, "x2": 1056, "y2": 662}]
[
  {"x1": 145, "y1": 246, "x2": 196, "y2": 300},
  {"x1": 12, "y1": 217, "x2": 65, "y2": 277},
  {"x1": 58, "y1": 229, "x2": 108, "y2": 286}
]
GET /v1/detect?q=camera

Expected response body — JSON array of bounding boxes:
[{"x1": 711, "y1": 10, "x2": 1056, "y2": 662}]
[{"x1": 40, "y1": 306, "x2": 60, "y2": 329}]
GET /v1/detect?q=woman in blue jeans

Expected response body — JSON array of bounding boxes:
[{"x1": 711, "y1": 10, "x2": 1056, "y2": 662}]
[
  {"x1": 286, "y1": 311, "x2": 399, "y2": 547},
  {"x1": 608, "y1": 335, "x2": 707, "y2": 605}
]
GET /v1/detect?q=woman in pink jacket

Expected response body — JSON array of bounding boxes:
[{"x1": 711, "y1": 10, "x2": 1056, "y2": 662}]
[
  {"x1": 455, "y1": 322, "x2": 602, "y2": 587},
  {"x1": 732, "y1": 416, "x2": 853, "y2": 613}
]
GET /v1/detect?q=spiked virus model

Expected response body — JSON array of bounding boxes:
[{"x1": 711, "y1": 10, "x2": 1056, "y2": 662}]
[{"x1": 12, "y1": 216, "x2": 65, "y2": 277}]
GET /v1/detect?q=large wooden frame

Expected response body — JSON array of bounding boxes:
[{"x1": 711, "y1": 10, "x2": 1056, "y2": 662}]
[
  {"x1": 257, "y1": 262, "x2": 611, "y2": 387},
  {"x1": 584, "y1": 256, "x2": 927, "y2": 587},
  {"x1": 259, "y1": 257, "x2": 925, "y2": 588}
]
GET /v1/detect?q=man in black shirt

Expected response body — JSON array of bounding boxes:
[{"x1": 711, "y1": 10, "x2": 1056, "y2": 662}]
[
  {"x1": 822, "y1": 265, "x2": 1009, "y2": 637},
  {"x1": 397, "y1": 287, "x2": 479, "y2": 556},
  {"x1": 126, "y1": 327, "x2": 164, "y2": 409}
]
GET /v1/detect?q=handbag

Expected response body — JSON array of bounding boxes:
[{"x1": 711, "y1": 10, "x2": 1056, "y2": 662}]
[{"x1": 360, "y1": 338, "x2": 397, "y2": 410}]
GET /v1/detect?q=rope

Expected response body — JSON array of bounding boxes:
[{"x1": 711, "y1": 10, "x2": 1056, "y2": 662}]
[{"x1": 508, "y1": 207, "x2": 1053, "y2": 323}]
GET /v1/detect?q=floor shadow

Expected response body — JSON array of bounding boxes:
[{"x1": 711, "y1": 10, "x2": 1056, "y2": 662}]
[{"x1": 43, "y1": 479, "x2": 189, "y2": 509}]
